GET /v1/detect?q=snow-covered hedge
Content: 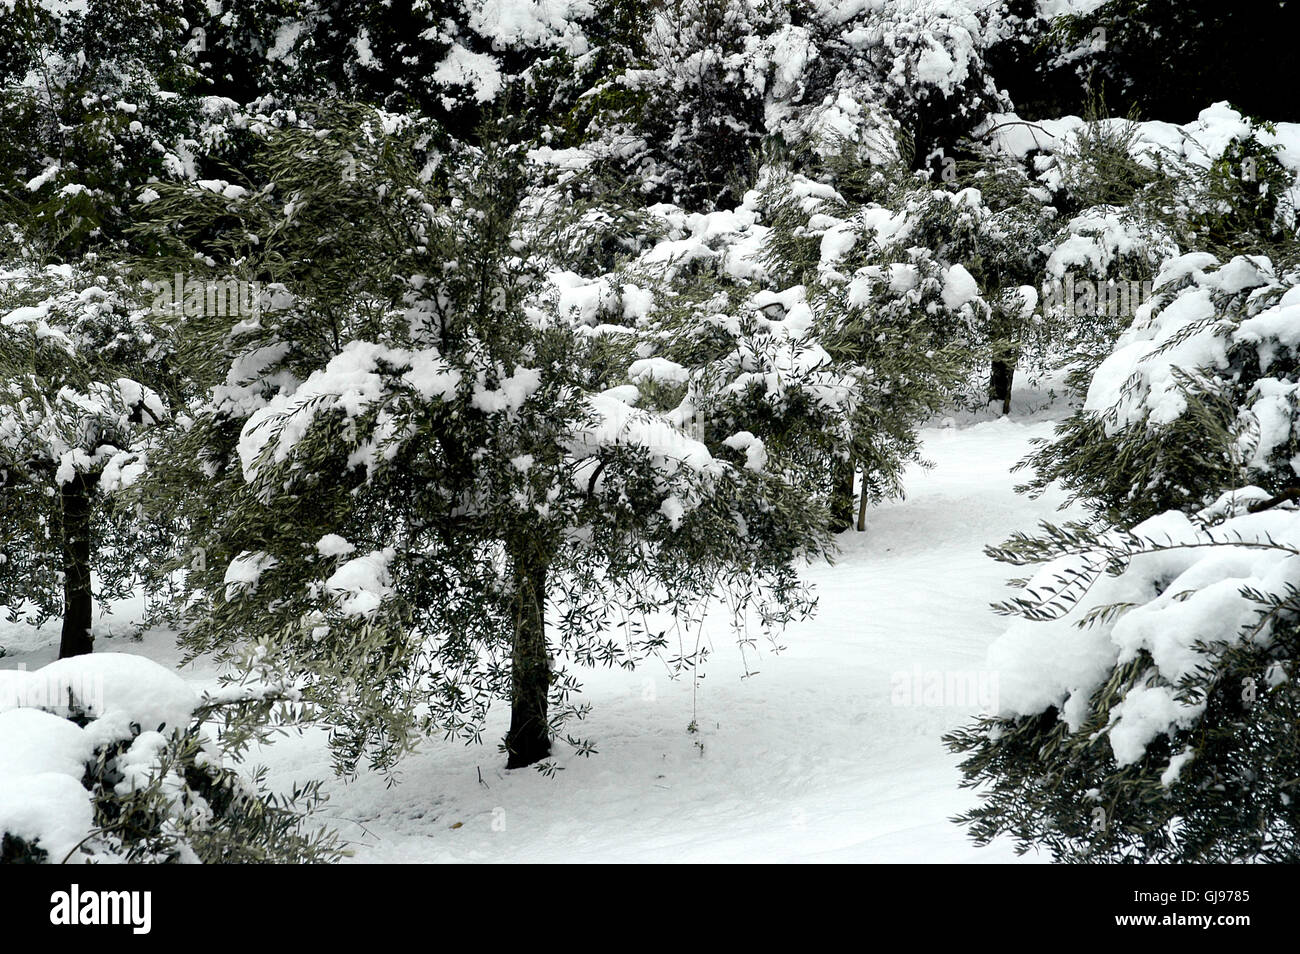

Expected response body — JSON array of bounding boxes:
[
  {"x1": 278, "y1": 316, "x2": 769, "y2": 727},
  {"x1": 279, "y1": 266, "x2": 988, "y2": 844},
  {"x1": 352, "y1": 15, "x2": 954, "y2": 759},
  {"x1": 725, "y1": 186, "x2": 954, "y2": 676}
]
[
  {"x1": 0, "y1": 653, "x2": 340, "y2": 863},
  {"x1": 982, "y1": 103, "x2": 1300, "y2": 272}
]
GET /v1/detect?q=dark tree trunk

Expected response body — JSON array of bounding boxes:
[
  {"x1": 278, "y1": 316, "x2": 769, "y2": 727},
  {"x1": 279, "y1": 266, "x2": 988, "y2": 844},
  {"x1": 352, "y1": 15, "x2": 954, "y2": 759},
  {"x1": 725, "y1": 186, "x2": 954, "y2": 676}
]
[
  {"x1": 828, "y1": 458, "x2": 856, "y2": 534},
  {"x1": 505, "y1": 542, "x2": 551, "y2": 769},
  {"x1": 59, "y1": 473, "x2": 95, "y2": 658},
  {"x1": 990, "y1": 358, "x2": 1015, "y2": 415}
]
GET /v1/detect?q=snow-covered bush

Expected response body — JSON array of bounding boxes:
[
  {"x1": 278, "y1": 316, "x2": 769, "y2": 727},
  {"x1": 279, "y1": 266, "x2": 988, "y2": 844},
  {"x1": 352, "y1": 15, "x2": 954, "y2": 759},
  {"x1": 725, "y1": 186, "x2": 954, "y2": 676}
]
[
  {"x1": 884, "y1": 161, "x2": 1056, "y2": 409},
  {"x1": 0, "y1": 653, "x2": 341, "y2": 863},
  {"x1": 947, "y1": 492, "x2": 1300, "y2": 862},
  {"x1": 1049, "y1": 116, "x2": 1168, "y2": 214},
  {"x1": 976, "y1": 103, "x2": 1300, "y2": 395},
  {"x1": 598, "y1": 165, "x2": 972, "y2": 535},
  {"x1": 1021, "y1": 254, "x2": 1300, "y2": 523},
  {"x1": 575, "y1": 0, "x2": 781, "y2": 211},
  {"x1": 0, "y1": 265, "x2": 178, "y2": 657},
  {"x1": 1036, "y1": 134, "x2": 1176, "y2": 384},
  {"x1": 765, "y1": 154, "x2": 1056, "y2": 414},
  {"x1": 852, "y1": 0, "x2": 1013, "y2": 176},
  {"x1": 983, "y1": 103, "x2": 1300, "y2": 235},
  {"x1": 205, "y1": 0, "x2": 602, "y2": 135},
  {"x1": 1182, "y1": 127, "x2": 1296, "y2": 258}
]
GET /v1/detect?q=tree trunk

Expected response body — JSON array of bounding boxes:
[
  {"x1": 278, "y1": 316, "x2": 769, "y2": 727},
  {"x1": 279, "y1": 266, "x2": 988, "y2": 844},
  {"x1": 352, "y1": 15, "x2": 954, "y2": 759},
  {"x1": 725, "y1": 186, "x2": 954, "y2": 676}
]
[
  {"x1": 58, "y1": 473, "x2": 95, "y2": 658},
  {"x1": 828, "y1": 458, "x2": 856, "y2": 534},
  {"x1": 505, "y1": 542, "x2": 551, "y2": 769},
  {"x1": 989, "y1": 358, "x2": 1015, "y2": 416},
  {"x1": 856, "y1": 481, "x2": 870, "y2": 533}
]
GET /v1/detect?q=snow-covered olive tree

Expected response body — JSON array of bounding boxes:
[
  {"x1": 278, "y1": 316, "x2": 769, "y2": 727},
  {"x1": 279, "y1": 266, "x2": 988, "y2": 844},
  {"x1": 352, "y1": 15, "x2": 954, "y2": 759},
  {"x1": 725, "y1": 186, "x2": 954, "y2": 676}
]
[
  {"x1": 948, "y1": 489, "x2": 1300, "y2": 862},
  {"x1": 0, "y1": 0, "x2": 209, "y2": 260},
  {"x1": 139, "y1": 107, "x2": 828, "y2": 772},
  {"x1": 0, "y1": 266, "x2": 176, "y2": 657},
  {"x1": 579, "y1": 162, "x2": 972, "y2": 539},
  {"x1": 770, "y1": 175, "x2": 981, "y2": 527},
  {"x1": 575, "y1": 0, "x2": 1014, "y2": 212},
  {"x1": 1021, "y1": 253, "x2": 1300, "y2": 524}
]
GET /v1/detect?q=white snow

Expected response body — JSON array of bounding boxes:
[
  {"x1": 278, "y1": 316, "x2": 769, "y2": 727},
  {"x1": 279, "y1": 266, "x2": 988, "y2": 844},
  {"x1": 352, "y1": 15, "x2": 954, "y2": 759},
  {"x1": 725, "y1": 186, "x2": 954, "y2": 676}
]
[
  {"x1": 470, "y1": 366, "x2": 542, "y2": 414},
  {"x1": 0, "y1": 390, "x2": 1067, "y2": 862},
  {"x1": 325, "y1": 548, "x2": 396, "y2": 618},
  {"x1": 0, "y1": 708, "x2": 95, "y2": 777},
  {"x1": 0, "y1": 773, "x2": 94, "y2": 863},
  {"x1": 1107, "y1": 683, "x2": 1204, "y2": 768},
  {"x1": 2, "y1": 653, "x2": 196, "y2": 740},
  {"x1": 0, "y1": 654, "x2": 200, "y2": 861},
  {"x1": 467, "y1": 0, "x2": 593, "y2": 51},
  {"x1": 224, "y1": 550, "x2": 278, "y2": 599},
  {"x1": 1083, "y1": 287, "x2": 1221, "y2": 429},
  {"x1": 238, "y1": 341, "x2": 461, "y2": 480},
  {"x1": 571, "y1": 391, "x2": 714, "y2": 472},
  {"x1": 316, "y1": 534, "x2": 357, "y2": 558},
  {"x1": 722, "y1": 430, "x2": 769, "y2": 472},
  {"x1": 432, "y1": 45, "x2": 504, "y2": 103},
  {"x1": 941, "y1": 263, "x2": 979, "y2": 310},
  {"x1": 627, "y1": 357, "x2": 690, "y2": 386}
]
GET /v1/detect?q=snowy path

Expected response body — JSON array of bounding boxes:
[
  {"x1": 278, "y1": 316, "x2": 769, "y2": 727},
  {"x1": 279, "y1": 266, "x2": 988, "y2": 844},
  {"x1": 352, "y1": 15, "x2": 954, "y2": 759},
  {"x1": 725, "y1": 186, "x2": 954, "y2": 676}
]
[{"x1": 0, "y1": 407, "x2": 1071, "y2": 863}]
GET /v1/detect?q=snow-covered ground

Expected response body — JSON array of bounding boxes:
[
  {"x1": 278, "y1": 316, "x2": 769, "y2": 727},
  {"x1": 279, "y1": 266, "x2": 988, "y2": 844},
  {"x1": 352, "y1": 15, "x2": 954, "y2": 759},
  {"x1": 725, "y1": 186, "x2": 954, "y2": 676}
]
[{"x1": 0, "y1": 389, "x2": 1072, "y2": 863}]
